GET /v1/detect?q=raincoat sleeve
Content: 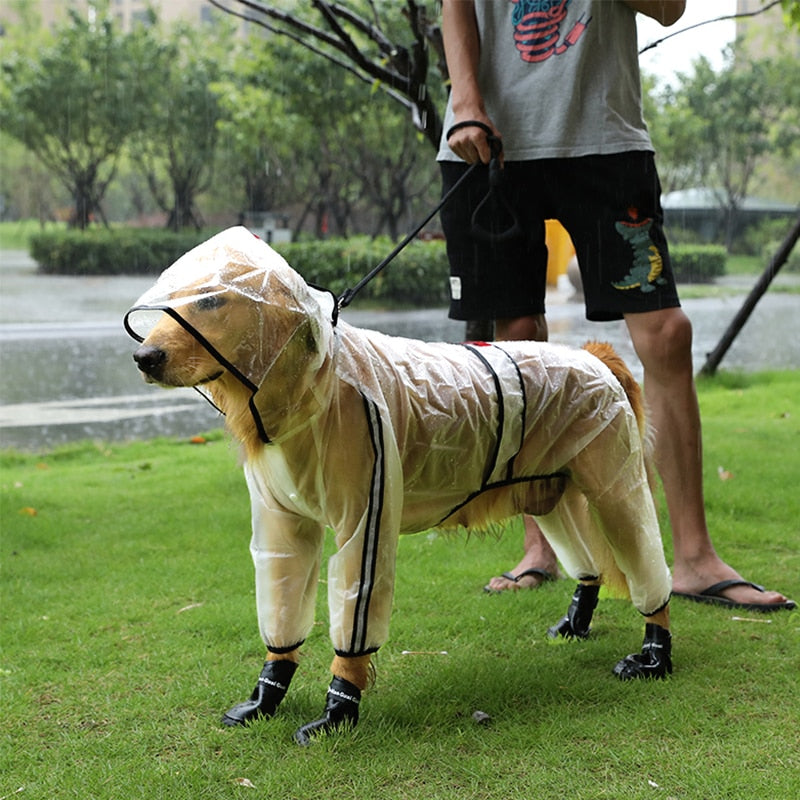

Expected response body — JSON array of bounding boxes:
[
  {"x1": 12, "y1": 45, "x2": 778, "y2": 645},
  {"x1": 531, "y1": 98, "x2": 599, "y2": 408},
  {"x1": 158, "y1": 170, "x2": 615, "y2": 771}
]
[
  {"x1": 245, "y1": 463, "x2": 326, "y2": 653},
  {"x1": 325, "y1": 395, "x2": 405, "y2": 657}
]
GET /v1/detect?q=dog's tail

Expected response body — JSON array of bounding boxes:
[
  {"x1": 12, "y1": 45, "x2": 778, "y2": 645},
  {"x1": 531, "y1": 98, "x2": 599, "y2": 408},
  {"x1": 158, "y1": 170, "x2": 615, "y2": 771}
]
[
  {"x1": 582, "y1": 341, "x2": 645, "y2": 438},
  {"x1": 582, "y1": 341, "x2": 655, "y2": 478}
]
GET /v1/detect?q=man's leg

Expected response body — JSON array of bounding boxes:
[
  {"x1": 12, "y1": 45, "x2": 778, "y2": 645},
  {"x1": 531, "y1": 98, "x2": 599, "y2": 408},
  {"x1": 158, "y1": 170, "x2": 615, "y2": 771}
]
[
  {"x1": 625, "y1": 307, "x2": 792, "y2": 608},
  {"x1": 484, "y1": 314, "x2": 561, "y2": 593},
  {"x1": 495, "y1": 314, "x2": 548, "y2": 343}
]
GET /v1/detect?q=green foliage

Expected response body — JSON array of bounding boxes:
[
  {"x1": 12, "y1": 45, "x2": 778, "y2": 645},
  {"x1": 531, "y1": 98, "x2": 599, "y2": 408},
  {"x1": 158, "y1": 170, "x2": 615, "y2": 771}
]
[
  {"x1": 0, "y1": 131, "x2": 67, "y2": 222},
  {"x1": 734, "y1": 216, "x2": 800, "y2": 270},
  {"x1": 29, "y1": 228, "x2": 213, "y2": 276},
  {"x1": 214, "y1": 37, "x2": 440, "y2": 238},
  {"x1": 781, "y1": 0, "x2": 800, "y2": 28},
  {"x1": 213, "y1": 1, "x2": 448, "y2": 151},
  {"x1": 645, "y1": 50, "x2": 800, "y2": 249},
  {"x1": 3, "y1": 2, "x2": 795, "y2": 245},
  {"x1": 670, "y1": 244, "x2": 727, "y2": 283},
  {"x1": 211, "y1": 76, "x2": 298, "y2": 216},
  {"x1": 655, "y1": 52, "x2": 778, "y2": 198},
  {"x1": 0, "y1": 219, "x2": 64, "y2": 250},
  {"x1": 0, "y1": 10, "x2": 162, "y2": 228},
  {"x1": 1, "y1": 373, "x2": 799, "y2": 798}
]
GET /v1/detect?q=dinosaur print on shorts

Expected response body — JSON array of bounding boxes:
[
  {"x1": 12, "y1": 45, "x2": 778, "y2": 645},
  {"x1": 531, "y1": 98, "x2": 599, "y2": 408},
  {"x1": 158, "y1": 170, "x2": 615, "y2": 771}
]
[{"x1": 612, "y1": 209, "x2": 667, "y2": 293}]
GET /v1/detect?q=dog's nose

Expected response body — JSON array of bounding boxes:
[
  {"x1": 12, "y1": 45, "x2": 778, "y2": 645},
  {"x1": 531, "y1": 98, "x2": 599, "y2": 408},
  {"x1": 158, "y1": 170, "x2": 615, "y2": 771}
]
[{"x1": 133, "y1": 345, "x2": 166, "y2": 375}]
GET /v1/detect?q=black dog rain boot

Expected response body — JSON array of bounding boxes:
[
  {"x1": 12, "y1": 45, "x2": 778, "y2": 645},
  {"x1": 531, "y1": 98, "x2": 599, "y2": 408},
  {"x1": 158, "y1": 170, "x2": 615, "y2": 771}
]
[
  {"x1": 547, "y1": 582, "x2": 600, "y2": 640},
  {"x1": 613, "y1": 623, "x2": 673, "y2": 680},
  {"x1": 221, "y1": 659, "x2": 298, "y2": 727},
  {"x1": 293, "y1": 676, "x2": 361, "y2": 746}
]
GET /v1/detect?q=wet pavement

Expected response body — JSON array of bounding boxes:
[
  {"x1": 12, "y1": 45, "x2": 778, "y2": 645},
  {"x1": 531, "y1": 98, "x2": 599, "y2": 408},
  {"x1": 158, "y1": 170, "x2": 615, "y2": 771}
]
[{"x1": 1, "y1": 248, "x2": 798, "y2": 451}]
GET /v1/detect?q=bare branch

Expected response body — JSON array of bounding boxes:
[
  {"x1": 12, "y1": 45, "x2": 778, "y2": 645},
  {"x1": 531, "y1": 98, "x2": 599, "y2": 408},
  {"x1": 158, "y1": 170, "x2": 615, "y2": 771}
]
[
  {"x1": 639, "y1": 0, "x2": 783, "y2": 55},
  {"x1": 208, "y1": 0, "x2": 444, "y2": 147},
  {"x1": 208, "y1": 0, "x2": 340, "y2": 50},
  {"x1": 328, "y1": 2, "x2": 397, "y2": 56}
]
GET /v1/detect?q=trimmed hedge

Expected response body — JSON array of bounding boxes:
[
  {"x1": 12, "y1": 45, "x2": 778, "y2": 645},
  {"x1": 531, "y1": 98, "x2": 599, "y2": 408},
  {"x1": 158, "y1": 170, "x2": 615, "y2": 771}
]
[
  {"x1": 669, "y1": 244, "x2": 727, "y2": 283},
  {"x1": 30, "y1": 228, "x2": 211, "y2": 276},
  {"x1": 29, "y1": 228, "x2": 451, "y2": 307}
]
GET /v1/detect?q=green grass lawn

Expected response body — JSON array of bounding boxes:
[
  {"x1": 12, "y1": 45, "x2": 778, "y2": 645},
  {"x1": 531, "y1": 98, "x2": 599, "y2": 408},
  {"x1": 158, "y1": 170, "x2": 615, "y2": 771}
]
[{"x1": 2, "y1": 371, "x2": 799, "y2": 799}]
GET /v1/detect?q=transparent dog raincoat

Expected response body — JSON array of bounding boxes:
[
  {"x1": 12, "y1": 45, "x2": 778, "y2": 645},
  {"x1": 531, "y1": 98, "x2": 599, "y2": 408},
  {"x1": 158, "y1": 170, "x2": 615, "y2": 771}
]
[{"x1": 125, "y1": 227, "x2": 671, "y2": 658}]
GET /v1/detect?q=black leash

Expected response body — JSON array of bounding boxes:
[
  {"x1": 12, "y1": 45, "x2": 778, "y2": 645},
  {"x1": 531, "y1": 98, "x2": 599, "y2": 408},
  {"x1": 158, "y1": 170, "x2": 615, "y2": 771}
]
[{"x1": 333, "y1": 121, "x2": 521, "y2": 324}]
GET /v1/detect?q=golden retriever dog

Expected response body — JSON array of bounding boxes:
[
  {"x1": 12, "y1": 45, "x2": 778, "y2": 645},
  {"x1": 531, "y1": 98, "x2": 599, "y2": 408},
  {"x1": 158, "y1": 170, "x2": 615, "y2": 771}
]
[{"x1": 125, "y1": 227, "x2": 672, "y2": 745}]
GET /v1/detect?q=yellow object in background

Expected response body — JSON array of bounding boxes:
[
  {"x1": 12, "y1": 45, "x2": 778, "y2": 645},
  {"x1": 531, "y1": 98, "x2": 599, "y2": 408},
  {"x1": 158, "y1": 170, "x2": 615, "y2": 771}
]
[{"x1": 545, "y1": 219, "x2": 575, "y2": 286}]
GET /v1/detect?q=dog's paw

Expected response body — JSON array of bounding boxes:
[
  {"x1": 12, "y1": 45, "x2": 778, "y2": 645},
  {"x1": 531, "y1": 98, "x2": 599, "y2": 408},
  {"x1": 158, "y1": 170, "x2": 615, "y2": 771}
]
[
  {"x1": 613, "y1": 623, "x2": 672, "y2": 680},
  {"x1": 293, "y1": 676, "x2": 361, "y2": 745},
  {"x1": 547, "y1": 614, "x2": 591, "y2": 640},
  {"x1": 221, "y1": 660, "x2": 298, "y2": 727}
]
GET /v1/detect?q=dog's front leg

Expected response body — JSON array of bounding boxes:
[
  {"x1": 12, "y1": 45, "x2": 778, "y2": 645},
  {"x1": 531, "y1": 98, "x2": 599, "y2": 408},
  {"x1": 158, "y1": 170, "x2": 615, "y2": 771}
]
[
  {"x1": 293, "y1": 654, "x2": 371, "y2": 746},
  {"x1": 223, "y1": 471, "x2": 326, "y2": 728},
  {"x1": 290, "y1": 399, "x2": 403, "y2": 745}
]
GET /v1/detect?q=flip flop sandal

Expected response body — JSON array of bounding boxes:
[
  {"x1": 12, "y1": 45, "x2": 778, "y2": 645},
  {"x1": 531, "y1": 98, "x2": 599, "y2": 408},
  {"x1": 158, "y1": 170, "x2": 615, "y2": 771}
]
[
  {"x1": 671, "y1": 579, "x2": 797, "y2": 612},
  {"x1": 483, "y1": 567, "x2": 556, "y2": 594}
]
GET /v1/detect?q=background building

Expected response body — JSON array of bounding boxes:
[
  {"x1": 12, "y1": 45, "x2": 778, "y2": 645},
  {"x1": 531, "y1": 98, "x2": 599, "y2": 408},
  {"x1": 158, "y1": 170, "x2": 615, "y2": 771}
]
[{"x1": 2, "y1": 0, "x2": 246, "y2": 34}]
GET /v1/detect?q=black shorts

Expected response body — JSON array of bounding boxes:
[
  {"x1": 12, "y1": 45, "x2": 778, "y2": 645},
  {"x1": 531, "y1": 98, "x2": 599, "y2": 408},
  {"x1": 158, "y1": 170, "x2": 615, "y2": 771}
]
[{"x1": 439, "y1": 152, "x2": 680, "y2": 322}]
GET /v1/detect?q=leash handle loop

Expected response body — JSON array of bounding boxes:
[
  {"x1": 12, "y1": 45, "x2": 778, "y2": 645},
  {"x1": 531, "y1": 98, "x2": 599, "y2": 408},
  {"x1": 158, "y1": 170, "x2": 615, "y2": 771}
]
[
  {"x1": 446, "y1": 120, "x2": 522, "y2": 243},
  {"x1": 446, "y1": 120, "x2": 495, "y2": 142},
  {"x1": 470, "y1": 140, "x2": 523, "y2": 245}
]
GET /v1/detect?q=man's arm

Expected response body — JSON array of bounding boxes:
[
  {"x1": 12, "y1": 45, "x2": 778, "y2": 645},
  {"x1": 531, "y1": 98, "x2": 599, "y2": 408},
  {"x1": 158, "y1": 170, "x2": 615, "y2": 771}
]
[
  {"x1": 441, "y1": 0, "x2": 498, "y2": 164},
  {"x1": 623, "y1": 0, "x2": 686, "y2": 26}
]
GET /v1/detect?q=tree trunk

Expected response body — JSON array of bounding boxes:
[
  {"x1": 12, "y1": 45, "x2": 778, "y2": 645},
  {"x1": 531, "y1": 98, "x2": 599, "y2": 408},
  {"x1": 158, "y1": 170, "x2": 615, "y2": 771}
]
[
  {"x1": 70, "y1": 177, "x2": 95, "y2": 230},
  {"x1": 700, "y1": 213, "x2": 800, "y2": 376}
]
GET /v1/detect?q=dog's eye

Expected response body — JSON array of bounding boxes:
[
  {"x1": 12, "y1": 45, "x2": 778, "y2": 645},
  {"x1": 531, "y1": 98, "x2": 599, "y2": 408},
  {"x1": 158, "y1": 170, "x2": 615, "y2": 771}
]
[{"x1": 195, "y1": 294, "x2": 227, "y2": 311}]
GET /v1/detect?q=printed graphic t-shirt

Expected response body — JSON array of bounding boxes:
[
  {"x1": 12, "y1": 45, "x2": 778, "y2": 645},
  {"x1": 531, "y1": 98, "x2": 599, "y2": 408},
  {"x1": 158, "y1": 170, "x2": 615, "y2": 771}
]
[{"x1": 438, "y1": 0, "x2": 654, "y2": 161}]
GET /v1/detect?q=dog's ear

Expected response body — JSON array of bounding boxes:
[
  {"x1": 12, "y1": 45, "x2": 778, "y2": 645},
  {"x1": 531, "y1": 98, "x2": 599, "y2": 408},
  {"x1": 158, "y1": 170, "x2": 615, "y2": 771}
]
[
  {"x1": 261, "y1": 270, "x2": 313, "y2": 312},
  {"x1": 262, "y1": 270, "x2": 328, "y2": 362},
  {"x1": 242, "y1": 306, "x2": 330, "y2": 444}
]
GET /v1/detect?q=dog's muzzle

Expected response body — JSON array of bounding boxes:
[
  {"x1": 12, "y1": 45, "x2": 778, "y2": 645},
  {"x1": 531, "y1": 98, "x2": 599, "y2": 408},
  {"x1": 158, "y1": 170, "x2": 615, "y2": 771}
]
[{"x1": 133, "y1": 345, "x2": 223, "y2": 386}]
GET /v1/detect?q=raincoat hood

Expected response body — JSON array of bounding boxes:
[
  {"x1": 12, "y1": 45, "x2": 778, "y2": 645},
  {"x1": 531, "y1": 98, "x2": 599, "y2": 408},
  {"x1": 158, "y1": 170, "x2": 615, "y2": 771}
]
[{"x1": 124, "y1": 226, "x2": 335, "y2": 443}]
